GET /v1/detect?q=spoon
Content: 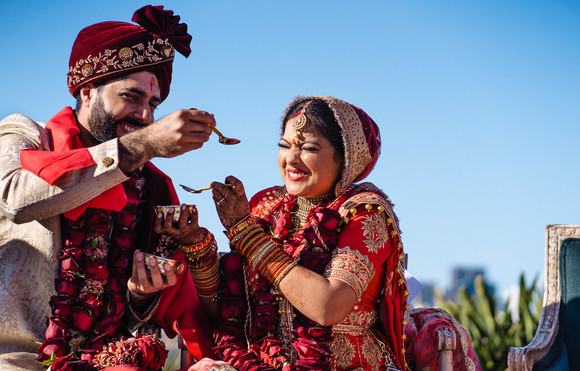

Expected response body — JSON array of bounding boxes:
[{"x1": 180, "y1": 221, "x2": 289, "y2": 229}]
[
  {"x1": 211, "y1": 126, "x2": 241, "y2": 145},
  {"x1": 180, "y1": 183, "x2": 233, "y2": 194},
  {"x1": 189, "y1": 107, "x2": 240, "y2": 145}
]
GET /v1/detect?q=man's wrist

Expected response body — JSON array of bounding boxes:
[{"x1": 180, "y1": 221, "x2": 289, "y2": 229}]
[{"x1": 118, "y1": 133, "x2": 152, "y2": 174}]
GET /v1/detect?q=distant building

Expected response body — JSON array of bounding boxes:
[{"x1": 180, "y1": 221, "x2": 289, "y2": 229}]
[
  {"x1": 409, "y1": 266, "x2": 498, "y2": 308},
  {"x1": 411, "y1": 282, "x2": 437, "y2": 308},
  {"x1": 447, "y1": 266, "x2": 495, "y2": 299}
]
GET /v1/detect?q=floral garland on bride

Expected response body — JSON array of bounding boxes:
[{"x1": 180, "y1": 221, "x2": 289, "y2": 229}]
[
  {"x1": 214, "y1": 192, "x2": 347, "y2": 371},
  {"x1": 36, "y1": 172, "x2": 168, "y2": 371}
]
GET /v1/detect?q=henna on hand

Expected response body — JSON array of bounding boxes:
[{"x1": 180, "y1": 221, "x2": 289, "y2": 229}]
[
  {"x1": 154, "y1": 204, "x2": 206, "y2": 245},
  {"x1": 211, "y1": 176, "x2": 250, "y2": 230}
]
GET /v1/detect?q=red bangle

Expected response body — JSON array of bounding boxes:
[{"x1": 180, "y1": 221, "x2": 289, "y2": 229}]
[
  {"x1": 180, "y1": 228, "x2": 213, "y2": 254},
  {"x1": 225, "y1": 215, "x2": 255, "y2": 240}
]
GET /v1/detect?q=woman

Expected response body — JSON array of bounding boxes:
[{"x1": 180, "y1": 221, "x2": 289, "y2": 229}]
[{"x1": 158, "y1": 96, "x2": 480, "y2": 371}]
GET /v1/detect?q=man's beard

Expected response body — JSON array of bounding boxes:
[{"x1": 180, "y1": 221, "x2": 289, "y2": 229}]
[{"x1": 87, "y1": 93, "x2": 144, "y2": 143}]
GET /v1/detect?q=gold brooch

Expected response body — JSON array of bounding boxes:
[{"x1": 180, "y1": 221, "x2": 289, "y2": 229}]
[
  {"x1": 118, "y1": 47, "x2": 134, "y2": 61},
  {"x1": 81, "y1": 64, "x2": 94, "y2": 77}
]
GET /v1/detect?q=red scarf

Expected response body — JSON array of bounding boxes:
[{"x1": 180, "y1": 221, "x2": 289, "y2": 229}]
[
  {"x1": 22, "y1": 107, "x2": 215, "y2": 360},
  {"x1": 20, "y1": 107, "x2": 127, "y2": 220}
]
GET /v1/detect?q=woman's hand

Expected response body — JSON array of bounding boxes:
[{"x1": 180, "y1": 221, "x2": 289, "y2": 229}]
[
  {"x1": 154, "y1": 204, "x2": 206, "y2": 245},
  {"x1": 127, "y1": 249, "x2": 184, "y2": 298},
  {"x1": 211, "y1": 176, "x2": 250, "y2": 230}
]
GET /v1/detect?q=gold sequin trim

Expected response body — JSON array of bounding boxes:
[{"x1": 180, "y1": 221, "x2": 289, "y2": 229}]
[
  {"x1": 331, "y1": 333, "x2": 356, "y2": 369},
  {"x1": 68, "y1": 38, "x2": 175, "y2": 91},
  {"x1": 333, "y1": 309, "x2": 377, "y2": 336},
  {"x1": 324, "y1": 246, "x2": 375, "y2": 300},
  {"x1": 339, "y1": 191, "x2": 401, "y2": 237},
  {"x1": 360, "y1": 213, "x2": 389, "y2": 253}
]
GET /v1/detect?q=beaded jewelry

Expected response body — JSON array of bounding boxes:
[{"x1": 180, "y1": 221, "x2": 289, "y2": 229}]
[
  {"x1": 180, "y1": 228, "x2": 221, "y2": 297},
  {"x1": 225, "y1": 215, "x2": 256, "y2": 240},
  {"x1": 288, "y1": 100, "x2": 313, "y2": 140},
  {"x1": 230, "y1": 226, "x2": 297, "y2": 289},
  {"x1": 180, "y1": 227, "x2": 213, "y2": 254}
]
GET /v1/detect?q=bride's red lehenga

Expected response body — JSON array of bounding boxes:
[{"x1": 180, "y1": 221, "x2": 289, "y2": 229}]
[
  {"x1": 215, "y1": 182, "x2": 408, "y2": 371},
  {"x1": 186, "y1": 96, "x2": 481, "y2": 371}
]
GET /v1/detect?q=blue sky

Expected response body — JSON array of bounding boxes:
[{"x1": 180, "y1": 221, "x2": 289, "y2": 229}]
[{"x1": 2, "y1": 1, "x2": 579, "y2": 296}]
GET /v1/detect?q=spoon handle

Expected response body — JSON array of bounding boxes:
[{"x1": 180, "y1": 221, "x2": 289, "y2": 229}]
[
  {"x1": 195, "y1": 186, "x2": 213, "y2": 192},
  {"x1": 180, "y1": 183, "x2": 233, "y2": 194},
  {"x1": 210, "y1": 126, "x2": 225, "y2": 138}
]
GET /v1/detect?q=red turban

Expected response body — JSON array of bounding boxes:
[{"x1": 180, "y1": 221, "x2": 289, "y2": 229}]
[{"x1": 67, "y1": 5, "x2": 192, "y2": 102}]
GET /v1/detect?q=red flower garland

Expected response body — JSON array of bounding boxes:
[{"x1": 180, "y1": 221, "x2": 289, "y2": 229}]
[
  {"x1": 214, "y1": 194, "x2": 345, "y2": 370},
  {"x1": 37, "y1": 172, "x2": 168, "y2": 371},
  {"x1": 92, "y1": 334, "x2": 168, "y2": 370}
]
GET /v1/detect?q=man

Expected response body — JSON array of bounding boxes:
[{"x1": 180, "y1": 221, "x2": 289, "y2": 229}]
[{"x1": 0, "y1": 5, "x2": 214, "y2": 371}]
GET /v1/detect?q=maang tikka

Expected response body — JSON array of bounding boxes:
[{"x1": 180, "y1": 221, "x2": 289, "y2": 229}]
[{"x1": 289, "y1": 100, "x2": 313, "y2": 143}]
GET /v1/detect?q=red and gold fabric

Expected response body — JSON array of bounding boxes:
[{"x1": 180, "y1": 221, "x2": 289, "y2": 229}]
[
  {"x1": 211, "y1": 96, "x2": 480, "y2": 371},
  {"x1": 324, "y1": 187, "x2": 407, "y2": 370},
  {"x1": 403, "y1": 309, "x2": 481, "y2": 371},
  {"x1": 67, "y1": 5, "x2": 192, "y2": 102},
  {"x1": 17, "y1": 107, "x2": 214, "y2": 367},
  {"x1": 214, "y1": 183, "x2": 408, "y2": 371}
]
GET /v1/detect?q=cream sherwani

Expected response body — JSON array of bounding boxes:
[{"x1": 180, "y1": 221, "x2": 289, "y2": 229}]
[{"x1": 0, "y1": 112, "x2": 128, "y2": 369}]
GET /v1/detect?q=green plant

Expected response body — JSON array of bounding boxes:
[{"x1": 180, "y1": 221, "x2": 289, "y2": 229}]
[{"x1": 435, "y1": 273, "x2": 542, "y2": 371}]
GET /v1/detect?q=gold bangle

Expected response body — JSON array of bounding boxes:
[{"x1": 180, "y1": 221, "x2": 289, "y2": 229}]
[
  {"x1": 249, "y1": 241, "x2": 275, "y2": 269},
  {"x1": 198, "y1": 292, "x2": 221, "y2": 302},
  {"x1": 225, "y1": 215, "x2": 255, "y2": 239},
  {"x1": 180, "y1": 228, "x2": 213, "y2": 254},
  {"x1": 230, "y1": 228, "x2": 262, "y2": 254},
  {"x1": 273, "y1": 261, "x2": 297, "y2": 289},
  {"x1": 189, "y1": 261, "x2": 220, "y2": 280},
  {"x1": 229, "y1": 223, "x2": 261, "y2": 246},
  {"x1": 237, "y1": 231, "x2": 263, "y2": 252},
  {"x1": 185, "y1": 243, "x2": 218, "y2": 269}
]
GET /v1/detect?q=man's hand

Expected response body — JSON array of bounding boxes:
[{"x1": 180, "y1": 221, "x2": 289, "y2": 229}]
[{"x1": 118, "y1": 109, "x2": 214, "y2": 173}]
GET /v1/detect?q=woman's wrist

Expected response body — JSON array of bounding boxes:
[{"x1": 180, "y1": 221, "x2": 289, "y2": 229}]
[
  {"x1": 180, "y1": 228, "x2": 212, "y2": 254},
  {"x1": 232, "y1": 228, "x2": 297, "y2": 289},
  {"x1": 224, "y1": 215, "x2": 255, "y2": 240},
  {"x1": 128, "y1": 289, "x2": 159, "y2": 309},
  {"x1": 185, "y1": 240, "x2": 221, "y2": 298}
]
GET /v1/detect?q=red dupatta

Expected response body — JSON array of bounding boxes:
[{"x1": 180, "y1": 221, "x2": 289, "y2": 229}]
[
  {"x1": 21, "y1": 107, "x2": 214, "y2": 360},
  {"x1": 20, "y1": 107, "x2": 127, "y2": 220}
]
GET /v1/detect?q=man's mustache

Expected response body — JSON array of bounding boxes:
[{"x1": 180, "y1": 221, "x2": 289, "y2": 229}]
[{"x1": 117, "y1": 117, "x2": 147, "y2": 129}]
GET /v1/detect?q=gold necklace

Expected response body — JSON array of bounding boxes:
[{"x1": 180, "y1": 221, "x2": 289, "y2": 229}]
[{"x1": 291, "y1": 192, "x2": 335, "y2": 231}]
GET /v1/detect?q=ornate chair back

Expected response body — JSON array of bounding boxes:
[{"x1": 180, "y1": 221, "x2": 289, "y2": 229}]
[{"x1": 508, "y1": 225, "x2": 580, "y2": 371}]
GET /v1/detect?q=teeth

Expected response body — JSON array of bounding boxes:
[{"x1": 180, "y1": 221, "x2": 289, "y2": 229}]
[
  {"x1": 123, "y1": 124, "x2": 137, "y2": 133},
  {"x1": 287, "y1": 169, "x2": 306, "y2": 180}
]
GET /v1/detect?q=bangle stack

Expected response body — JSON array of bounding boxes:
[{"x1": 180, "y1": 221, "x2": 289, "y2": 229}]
[
  {"x1": 182, "y1": 229, "x2": 221, "y2": 299},
  {"x1": 228, "y1": 221, "x2": 296, "y2": 289},
  {"x1": 181, "y1": 228, "x2": 212, "y2": 254},
  {"x1": 225, "y1": 215, "x2": 256, "y2": 239}
]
